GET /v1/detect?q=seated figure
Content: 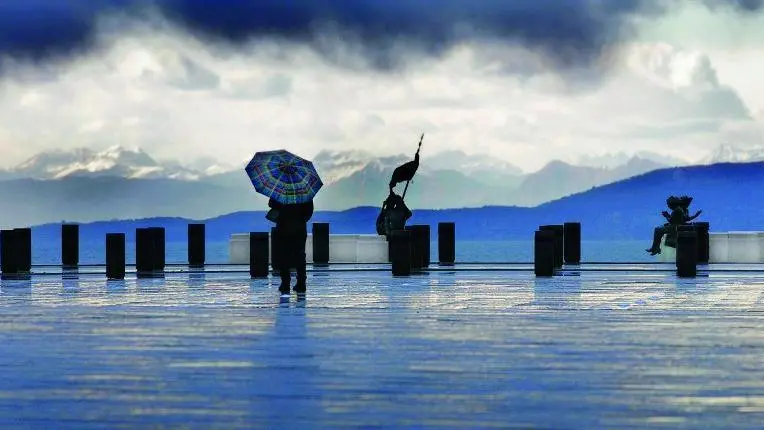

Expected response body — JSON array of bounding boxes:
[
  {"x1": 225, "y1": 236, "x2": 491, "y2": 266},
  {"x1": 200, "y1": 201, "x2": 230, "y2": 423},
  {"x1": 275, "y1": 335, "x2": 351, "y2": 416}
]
[{"x1": 646, "y1": 195, "x2": 702, "y2": 255}]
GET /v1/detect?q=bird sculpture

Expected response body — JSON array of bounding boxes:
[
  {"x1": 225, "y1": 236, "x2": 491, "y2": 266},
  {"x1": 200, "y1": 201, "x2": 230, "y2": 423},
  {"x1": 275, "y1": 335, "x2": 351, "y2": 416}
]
[{"x1": 389, "y1": 133, "x2": 424, "y2": 196}]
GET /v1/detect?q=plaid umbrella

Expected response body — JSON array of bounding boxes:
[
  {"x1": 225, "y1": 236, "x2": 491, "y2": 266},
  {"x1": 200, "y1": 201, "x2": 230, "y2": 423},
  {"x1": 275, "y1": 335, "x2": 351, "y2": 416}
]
[{"x1": 244, "y1": 150, "x2": 323, "y2": 204}]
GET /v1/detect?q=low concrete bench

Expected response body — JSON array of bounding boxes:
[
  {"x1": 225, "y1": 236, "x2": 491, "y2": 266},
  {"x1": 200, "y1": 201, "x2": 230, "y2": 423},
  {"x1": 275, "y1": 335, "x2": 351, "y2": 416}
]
[
  {"x1": 228, "y1": 233, "x2": 389, "y2": 264},
  {"x1": 658, "y1": 231, "x2": 764, "y2": 263}
]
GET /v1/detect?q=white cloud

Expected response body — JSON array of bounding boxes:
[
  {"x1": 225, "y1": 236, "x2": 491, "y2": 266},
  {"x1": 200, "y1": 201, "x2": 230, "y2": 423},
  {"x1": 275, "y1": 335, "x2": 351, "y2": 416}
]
[{"x1": 0, "y1": 4, "x2": 762, "y2": 173}]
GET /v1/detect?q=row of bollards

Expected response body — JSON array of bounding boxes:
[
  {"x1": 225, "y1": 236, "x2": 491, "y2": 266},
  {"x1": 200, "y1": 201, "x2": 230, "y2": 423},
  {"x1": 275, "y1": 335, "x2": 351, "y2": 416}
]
[
  {"x1": 0, "y1": 219, "x2": 711, "y2": 280},
  {"x1": 1, "y1": 223, "x2": 207, "y2": 280},
  {"x1": 534, "y1": 222, "x2": 581, "y2": 277},
  {"x1": 247, "y1": 222, "x2": 456, "y2": 278}
]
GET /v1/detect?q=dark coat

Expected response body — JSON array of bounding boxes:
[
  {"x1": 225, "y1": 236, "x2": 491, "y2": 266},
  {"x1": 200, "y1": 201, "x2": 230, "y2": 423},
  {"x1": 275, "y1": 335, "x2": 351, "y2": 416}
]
[{"x1": 268, "y1": 198, "x2": 314, "y2": 235}]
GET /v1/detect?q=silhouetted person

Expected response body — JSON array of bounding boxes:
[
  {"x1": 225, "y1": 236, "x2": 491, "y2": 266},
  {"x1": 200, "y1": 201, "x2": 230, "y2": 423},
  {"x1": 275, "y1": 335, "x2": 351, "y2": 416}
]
[
  {"x1": 383, "y1": 191, "x2": 412, "y2": 237},
  {"x1": 678, "y1": 195, "x2": 702, "y2": 222},
  {"x1": 268, "y1": 197, "x2": 314, "y2": 294},
  {"x1": 646, "y1": 195, "x2": 701, "y2": 255}
]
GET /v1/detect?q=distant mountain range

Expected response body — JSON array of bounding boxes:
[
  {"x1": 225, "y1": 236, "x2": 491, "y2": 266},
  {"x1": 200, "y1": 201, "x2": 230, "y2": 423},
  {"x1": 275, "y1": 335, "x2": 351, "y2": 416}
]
[
  {"x1": 28, "y1": 161, "x2": 764, "y2": 244},
  {"x1": 701, "y1": 143, "x2": 764, "y2": 164},
  {"x1": 0, "y1": 144, "x2": 760, "y2": 228}
]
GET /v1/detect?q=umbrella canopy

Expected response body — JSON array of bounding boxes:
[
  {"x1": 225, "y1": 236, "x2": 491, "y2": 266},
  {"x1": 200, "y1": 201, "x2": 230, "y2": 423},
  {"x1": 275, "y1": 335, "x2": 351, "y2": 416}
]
[{"x1": 245, "y1": 150, "x2": 323, "y2": 204}]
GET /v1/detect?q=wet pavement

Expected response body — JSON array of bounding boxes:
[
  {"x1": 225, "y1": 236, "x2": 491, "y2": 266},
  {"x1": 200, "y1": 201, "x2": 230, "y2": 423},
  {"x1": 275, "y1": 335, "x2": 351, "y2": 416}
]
[{"x1": 2, "y1": 268, "x2": 764, "y2": 428}]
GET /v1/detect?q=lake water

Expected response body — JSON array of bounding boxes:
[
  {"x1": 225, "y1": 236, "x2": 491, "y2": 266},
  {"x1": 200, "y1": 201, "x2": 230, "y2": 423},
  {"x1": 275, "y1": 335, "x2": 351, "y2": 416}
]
[{"x1": 29, "y1": 240, "x2": 655, "y2": 266}]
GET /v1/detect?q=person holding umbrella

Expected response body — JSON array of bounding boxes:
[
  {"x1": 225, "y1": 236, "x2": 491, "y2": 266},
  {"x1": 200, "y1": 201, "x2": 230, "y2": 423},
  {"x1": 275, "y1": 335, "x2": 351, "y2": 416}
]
[{"x1": 245, "y1": 150, "x2": 323, "y2": 295}]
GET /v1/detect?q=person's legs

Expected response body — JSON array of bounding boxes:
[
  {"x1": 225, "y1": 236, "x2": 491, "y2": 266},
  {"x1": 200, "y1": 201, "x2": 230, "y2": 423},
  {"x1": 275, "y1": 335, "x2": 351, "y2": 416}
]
[
  {"x1": 294, "y1": 232, "x2": 308, "y2": 293},
  {"x1": 646, "y1": 225, "x2": 667, "y2": 254},
  {"x1": 276, "y1": 229, "x2": 291, "y2": 294}
]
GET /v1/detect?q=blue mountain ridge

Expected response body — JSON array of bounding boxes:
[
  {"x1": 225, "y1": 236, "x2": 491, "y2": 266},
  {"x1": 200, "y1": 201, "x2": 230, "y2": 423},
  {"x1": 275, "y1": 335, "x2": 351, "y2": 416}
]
[{"x1": 28, "y1": 162, "x2": 764, "y2": 242}]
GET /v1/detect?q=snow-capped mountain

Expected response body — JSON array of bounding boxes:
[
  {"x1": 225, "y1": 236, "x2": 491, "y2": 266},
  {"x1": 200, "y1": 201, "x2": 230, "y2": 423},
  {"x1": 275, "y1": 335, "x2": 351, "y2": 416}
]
[
  {"x1": 702, "y1": 144, "x2": 764, "y2": 165},
  {"x1": 311, "y1": 148, "x2": 524, "y2": 185},
  {"x1": 421, "y1": 150, "x2": 524, "y2": 176},
  {"x1": 573, "y1": 151, "x2": 688, "y2": 169},
  {"x1": 311, "y1": 150, "x2": 409, "y2": 184},
  {"x1": 1, "y1": 146, "x2": 204, "y2": 180}
]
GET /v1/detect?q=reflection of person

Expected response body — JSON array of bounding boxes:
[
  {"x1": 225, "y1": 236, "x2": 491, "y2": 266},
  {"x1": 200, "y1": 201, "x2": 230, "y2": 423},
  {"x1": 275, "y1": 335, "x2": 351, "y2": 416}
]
[
  {"x1": 268, "y1": 198, "x2": 314, "y2": 294},
  {"x1": 383, "y1": 191, "x2": 412, "y2": 237}
]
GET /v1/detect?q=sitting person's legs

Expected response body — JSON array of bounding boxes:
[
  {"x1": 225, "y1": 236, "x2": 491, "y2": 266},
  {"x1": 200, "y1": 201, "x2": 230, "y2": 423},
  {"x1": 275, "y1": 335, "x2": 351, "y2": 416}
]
[{"x1": 647, "y1": 225, "x2": 667, "y2": 255}]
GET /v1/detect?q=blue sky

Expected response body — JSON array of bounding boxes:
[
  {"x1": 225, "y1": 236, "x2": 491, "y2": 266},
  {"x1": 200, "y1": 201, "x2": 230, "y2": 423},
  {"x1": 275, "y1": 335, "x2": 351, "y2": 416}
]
[{"x1": 0, "y1": 0, "x2": 763, "y2": 172}]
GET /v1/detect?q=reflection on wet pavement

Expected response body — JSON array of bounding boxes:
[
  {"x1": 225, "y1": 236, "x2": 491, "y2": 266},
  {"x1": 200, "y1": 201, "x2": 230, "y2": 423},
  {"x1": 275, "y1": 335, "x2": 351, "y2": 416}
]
[{"x1": 2, "y1": 270, "x2": 764, "y2": 428}]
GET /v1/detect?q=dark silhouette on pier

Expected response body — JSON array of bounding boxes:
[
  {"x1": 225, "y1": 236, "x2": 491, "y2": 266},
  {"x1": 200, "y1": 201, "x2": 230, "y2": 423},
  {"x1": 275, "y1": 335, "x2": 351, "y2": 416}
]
[
  {"x1": 268, "y1": 198, "x2": 314, "y2": 294},
  {"x1": 378, "y1": 133, "x2": 423, "y2": 237},
  {"x1": 646, "y1": 195, "x2": 702, "y2": 255},
  {"x1": 377, "y1": 191, "x2": 412, "y2": 237},
  {"x1": 388, "y1": 133, "x2": 423, "y2": 195}
]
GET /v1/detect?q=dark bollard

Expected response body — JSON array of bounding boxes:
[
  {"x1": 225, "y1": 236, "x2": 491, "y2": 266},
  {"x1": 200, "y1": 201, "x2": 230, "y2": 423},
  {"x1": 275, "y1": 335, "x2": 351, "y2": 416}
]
[
  {"x1": 539, "y1": 225, "x2": 564, "y2": 268},
  {"x1": 149, "y1": 227, "x2": 165, "y2": 272},
  {"x1": 693, "y1": 222, "x2": 710, "y2": 264},
  {"x1": 62, "y1": 224, "x2": 79, "y2": 268},
  {"x1": 676, "y1": 227, "x2": 697, "y2": 278},
  {"x1": 1, "y1": 229, "x2": 18, "y2": 277},
  {"x1": 534, "y1": 230, "x2": 555, "y2": 277},
  {"x1": 563, "y1": 222, "x2": 581, "y2": 264},
  {"x1": 390, "y1": 230, "x2": 412, "y2": 276},
  {"x1": 106, "y1": 233, "x2": 126, "y2": 280},
  {"x1": 250, "y1": 232, "x2": 270, "y2": 278},
  {"x1": 438, "y1": 222, "x2": 455, "y2": 265},
  {"x1": 312, "y1": 222, "x2": 329, "y2": 265},
  {"x1": 405, "y1": 226, "x2": 424, "y2": 271},
  {"x1": 188, "y1": 223, "x2": 205, "y2": 267},
  {"x1": 135, "y1": 228, "x2": 153, "y2": 277},
  {"x1": 14, "y1": 228, "x2": 32, "y2": 274},
  {"x1": 421, "y1": 225, "x2": 431, "y2": 268}
]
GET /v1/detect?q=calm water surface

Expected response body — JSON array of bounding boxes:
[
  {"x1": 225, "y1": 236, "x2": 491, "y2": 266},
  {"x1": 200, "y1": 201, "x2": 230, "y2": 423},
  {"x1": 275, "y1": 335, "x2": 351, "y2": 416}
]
[{"x1": 30, "y1": 240, "x2": 653, "y2": 265}]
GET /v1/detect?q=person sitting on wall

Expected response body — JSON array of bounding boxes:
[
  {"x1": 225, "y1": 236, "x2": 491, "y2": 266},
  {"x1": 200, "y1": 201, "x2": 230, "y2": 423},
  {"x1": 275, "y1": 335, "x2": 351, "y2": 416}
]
[
  {"x1": 646, "y1": 196, "x2": 685, "y2": 255},
  {"x1": 678, "y1": 195, "x2": 702, "y2": 223}
]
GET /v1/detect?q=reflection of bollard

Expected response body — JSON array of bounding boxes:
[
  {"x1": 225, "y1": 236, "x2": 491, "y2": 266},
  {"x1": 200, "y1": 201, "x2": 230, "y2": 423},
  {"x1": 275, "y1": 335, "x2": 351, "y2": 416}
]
[
  {"x1": 693, "y1": 222, "x2": 710, "y2": 264},
  {"x1": 438, "y1": 222, "x2": 455, "y2": 265},
  {"x1": 312, "y1": 222, "x2": 329, "y2": 265},
  {"x1": 563, "y1": 222, "x2": 581, "y2": 264},
  {"x1": 62, "y1": 224, "x2": 79, "y2": 268},
  {"x1": 534, "y1": 230, "x2": 555, "y2": 277},
  {"x1": 390, "y1": 230, "x2": 412, "y2": 276},
  {"x1": 106, "y1": 233, "x2": 126, "y2": 280},
  {"x1": 188, "y1": 223, "x2": 205, "y2": 267},
  {"x1": 539, "y1": 225, "x2": 564, "y2": 268},
  {"x1": 249, "y1": 232, "x2": 269, "y2": 279},
  {"x1": 1, "y1": 229, "x2": 19, "y2": 278},
  {"x1": 677, "y1": 226, "x2": 697, "y2": 278}
]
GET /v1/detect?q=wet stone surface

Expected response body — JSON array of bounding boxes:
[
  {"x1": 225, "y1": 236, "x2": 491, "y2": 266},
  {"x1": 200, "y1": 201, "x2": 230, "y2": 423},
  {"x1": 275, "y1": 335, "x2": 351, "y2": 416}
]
[{"x1": 2, "y1": 269, "x2": 764, "y2": 428}]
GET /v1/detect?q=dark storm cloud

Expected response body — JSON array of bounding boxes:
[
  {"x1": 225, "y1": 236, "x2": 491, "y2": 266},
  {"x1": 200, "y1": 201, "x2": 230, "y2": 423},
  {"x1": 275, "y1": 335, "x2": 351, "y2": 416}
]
[
  {"x1": 0, "y1": 0, "x2": 762, "y2": 71},
  {"x1": 703, "y1": 0, "x2": 764, "y2": 11}
]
